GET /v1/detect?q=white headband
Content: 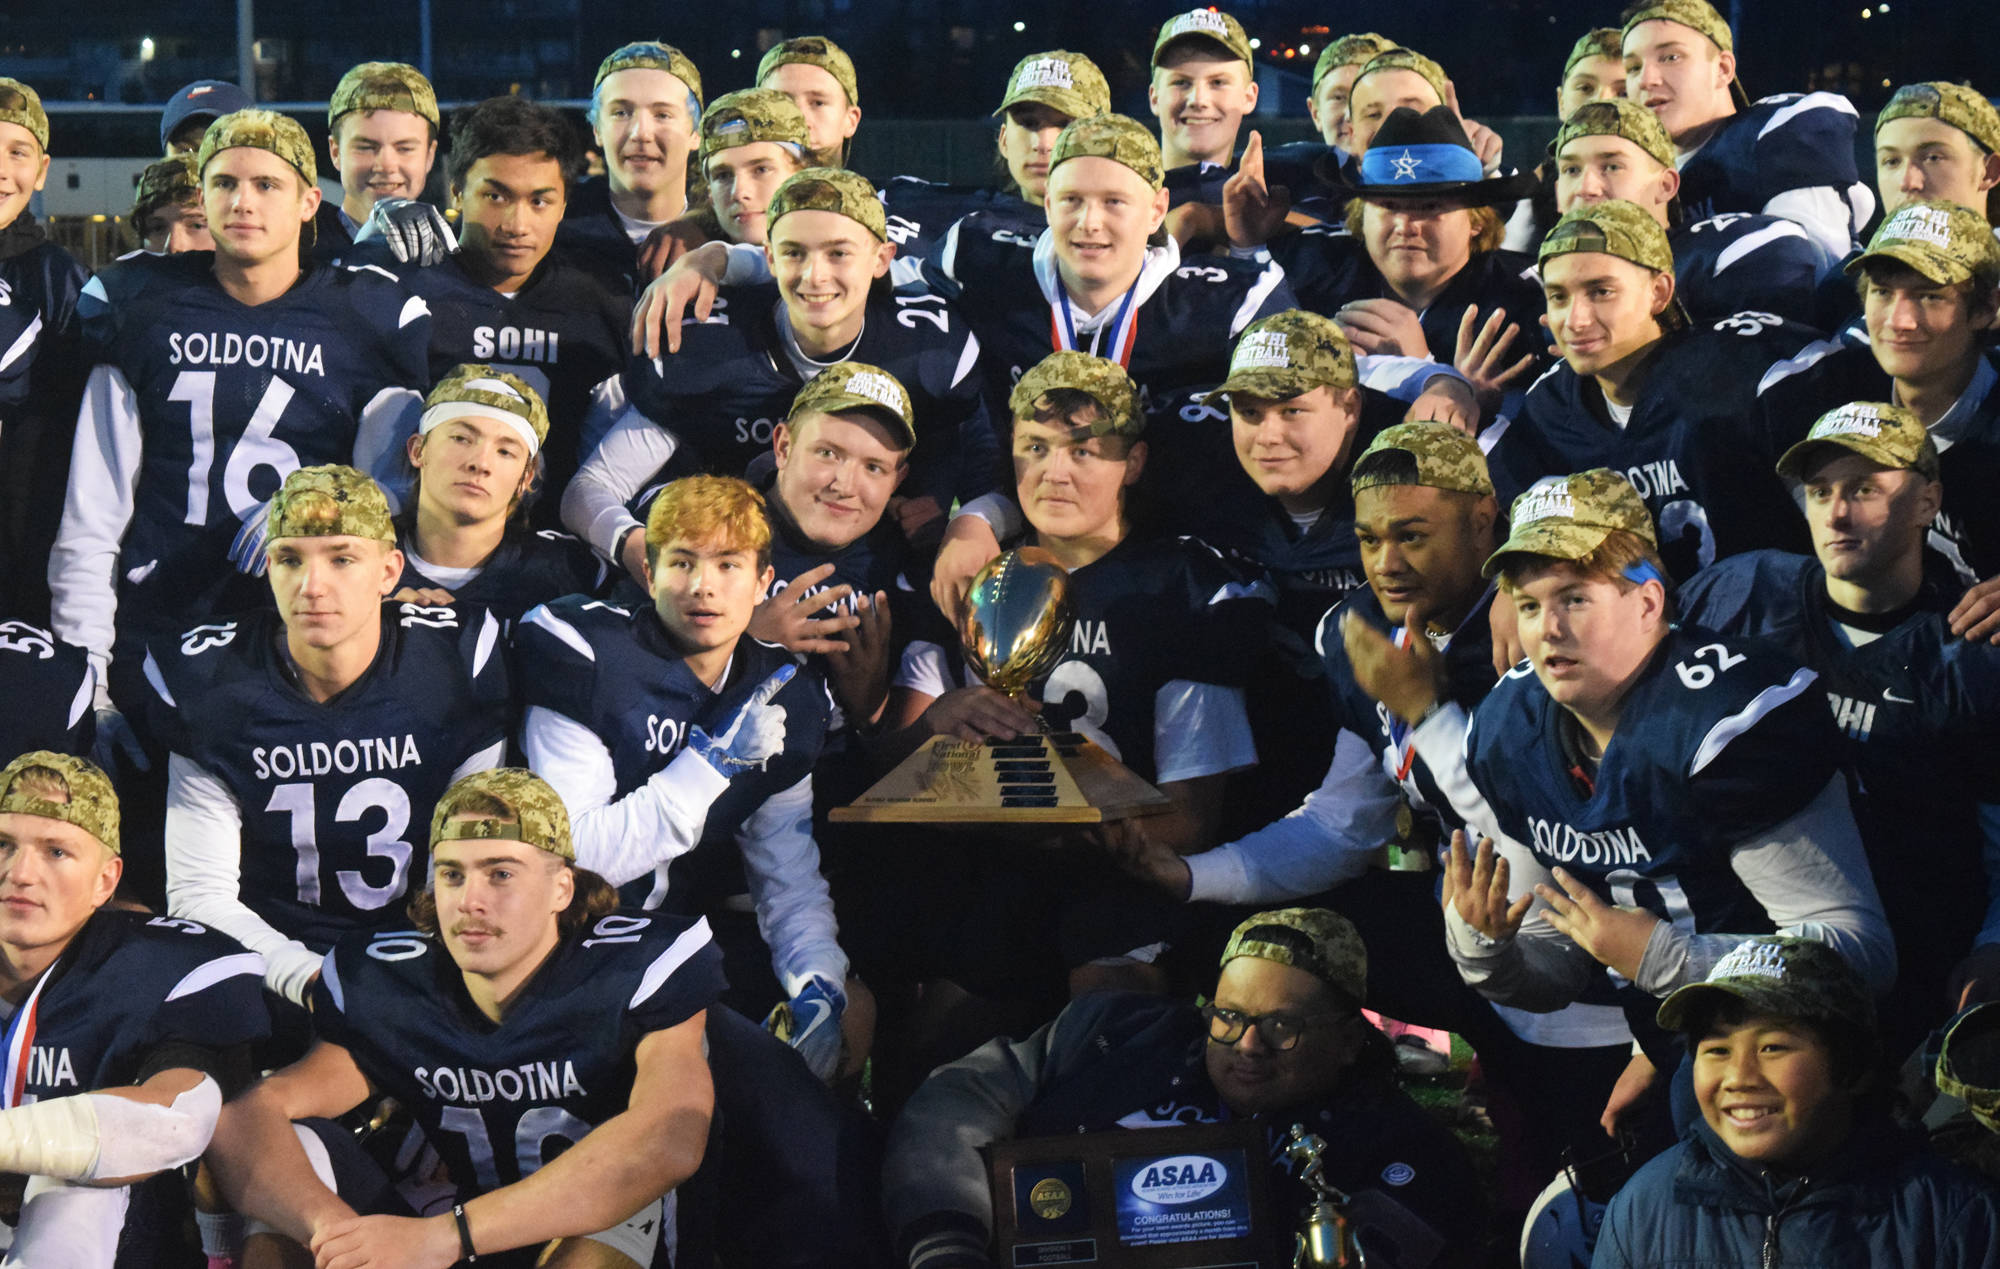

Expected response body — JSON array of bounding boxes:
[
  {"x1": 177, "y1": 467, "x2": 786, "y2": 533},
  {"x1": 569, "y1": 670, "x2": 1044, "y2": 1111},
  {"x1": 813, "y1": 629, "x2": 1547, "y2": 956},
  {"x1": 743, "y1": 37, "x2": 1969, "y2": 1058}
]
[{"x1": 418, "y1": 377, "x2": 542, "y2": 456}]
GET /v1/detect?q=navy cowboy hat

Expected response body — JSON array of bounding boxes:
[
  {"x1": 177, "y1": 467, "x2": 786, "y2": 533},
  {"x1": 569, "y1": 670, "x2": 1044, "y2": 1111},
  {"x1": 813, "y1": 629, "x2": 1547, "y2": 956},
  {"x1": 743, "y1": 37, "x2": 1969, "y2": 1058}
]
[{"x1": 1326, "y1": 106, "x2": 1539, "y2": 206}]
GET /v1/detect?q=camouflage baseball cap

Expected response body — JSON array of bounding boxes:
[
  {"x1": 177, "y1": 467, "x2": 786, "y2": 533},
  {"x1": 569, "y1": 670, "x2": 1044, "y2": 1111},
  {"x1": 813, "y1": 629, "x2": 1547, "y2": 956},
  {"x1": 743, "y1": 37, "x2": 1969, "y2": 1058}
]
[
  {"x1": 1050, "y1": 113, "x2": 1164, "y2": 192},
  {"x1": 1776, "y1": 401, "x2": 1940, "y2": 483},
  {"x1": 132, "y1": 153, "x2": 201, "y2": 222},
  {"x1": 0, "y1": 751, "x2": 120, "y2": 855},
  {"x1": 1846, "y1": 199, "x2": 2000, "y2": 289},
  {"x1": 0, "y1": 78, "x2": 48, "y2": 153},
  {"x1": 790, "y1": 362, "x2": 916, "y2": 450},
  {"x1": 1484, "y1": 469, "x2": 1658, "y2": 577},
  {"x1": 594, "y1": 41, "x2": 704, "y2": 107},
  {"x1": 1355, "y1": 49, "x2": 1449, "y2": 105},
  {"x1": 767, "y1": 167, "x2": 886, "y2": 242},
  {"x1": 1202, "y1": 310, "x2": 1357, "y2": 405},
  {"x1": 329, "y1": 61, "x2": 439, "y2": 130},
  {"x1": 1554, "y1": 98, "x2": 1676, "y2": 171},
  {"x1": 1009, "y1": 351, "x2": 1143, "y2": 440},
  {"x1": 1351, "y1": 421, "x2": 1494, "y2": 497},
  {"x1": 1622, "y1": 0, "x2": 1733, "y2": 54},
  {"x1": 266, "y1": 465, "x2": 396, "y2": 545},
  {"x1": 1220, "y1": 908, "x2": 1368, "y2": 1005},
  {"x1": 1656, "y1": 936, "x2": 1875, "y2": 1035},
  {"x1": 197, "y1": 108, "x2": 317, "y2": 185},
  {"x1": 995, "y1": 51, "x2": 1112, "y2": 122},
  {"x1": 421, "y1": 364, "x2": 551, "y2": 454},
  {"x1": 431, "y1": 768, "x2": 574, "y2": 863},
  {"x1": 1152, "y1": 8, "x2": 1254, "y2": 68},
  {"x1": 1312, "y1": 34, "x2": 1394, "y2": 93},
  {"x1": 757, "y1": 36, "x2": 859, "y2": 108},
  {"x1": 1540, "y1": 199, "x2": 1677, "y2": 274},
  {"x1": 699, "y1": 88, "x2": 810, "y2": 163},
  {"x1": 1563, "y1": 28, "x2": 1626, "y2": 81},
  {"x1": 1935, "y1": 1003, "x2": 2000, "y2": 1135},
  {"x1": 1877, "y1": 82, "x2": 2000, "y2": 156}
]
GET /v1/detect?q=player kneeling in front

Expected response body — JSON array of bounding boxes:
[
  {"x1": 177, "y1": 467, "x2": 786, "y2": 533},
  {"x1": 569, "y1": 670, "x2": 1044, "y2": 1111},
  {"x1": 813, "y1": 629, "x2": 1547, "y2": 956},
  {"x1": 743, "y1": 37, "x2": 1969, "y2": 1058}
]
[
  {"x1": 0, "y1": 751, "x2": 267, "y2": 1265},
  {"x1": 207, "y1": 768, "x2": 721, "y2": 1269}
]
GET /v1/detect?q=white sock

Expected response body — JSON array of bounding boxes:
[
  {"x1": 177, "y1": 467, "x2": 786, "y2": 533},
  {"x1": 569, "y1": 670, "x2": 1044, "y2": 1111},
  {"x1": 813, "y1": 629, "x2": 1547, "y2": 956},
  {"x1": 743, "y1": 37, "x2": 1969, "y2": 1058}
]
[{"x1": 196, "y1": 1209, "x2": 244, "y2": 1258}]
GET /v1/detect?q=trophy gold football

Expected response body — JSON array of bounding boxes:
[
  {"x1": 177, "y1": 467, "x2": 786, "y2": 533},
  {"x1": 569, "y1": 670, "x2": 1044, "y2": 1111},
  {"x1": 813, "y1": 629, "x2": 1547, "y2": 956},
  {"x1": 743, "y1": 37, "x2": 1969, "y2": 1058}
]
[{"x1": 831, "y1": 549, "x2": 1171, "y2": 824}]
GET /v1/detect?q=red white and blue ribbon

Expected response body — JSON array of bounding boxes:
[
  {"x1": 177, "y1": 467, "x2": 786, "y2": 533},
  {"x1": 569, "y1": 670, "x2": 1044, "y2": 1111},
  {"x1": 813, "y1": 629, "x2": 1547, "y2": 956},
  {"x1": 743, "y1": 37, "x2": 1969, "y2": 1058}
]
[
  {"x1": 1, "y1": 971, "x2": 51, "y2": 1109},
  {"x1": 1050, "y1": 273, "x2": 1141, "y2": 369},
  {"x1": 1387, "y1": 624, "x2": 1420, "y2": 780}
]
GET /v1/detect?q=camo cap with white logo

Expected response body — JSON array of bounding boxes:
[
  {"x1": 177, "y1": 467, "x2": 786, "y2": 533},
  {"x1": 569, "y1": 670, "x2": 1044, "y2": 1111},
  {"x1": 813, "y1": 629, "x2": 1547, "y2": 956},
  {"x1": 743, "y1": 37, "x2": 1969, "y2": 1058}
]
[{"x1": 1484, "y1": 468, "x2": 1657, "y2": 577}]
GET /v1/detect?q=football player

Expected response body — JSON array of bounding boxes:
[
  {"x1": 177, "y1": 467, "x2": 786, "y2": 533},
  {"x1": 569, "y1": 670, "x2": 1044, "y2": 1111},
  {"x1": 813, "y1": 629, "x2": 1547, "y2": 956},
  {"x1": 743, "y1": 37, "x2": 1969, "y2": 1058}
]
[
  {"x1": 144, "y1": 467, "x2": 510, "y2": 1008},
  {"x1": 318, "y1": 62, "x2": 441, "y2": 263},
  {"x1": 1490, "y1": 201, "x2": 1821, "y2": 581},
  {"x1": 878, "y1": 50, "x2": 1112, "y2": 265},
  {"x1": 571, "y1": 167, "x2": 991, "y2": 572},
  {"x1": 1758, "y1": 201, "x2": 2000, "y2": 589},
  {"x1": 1559, "y1": 28, "x2": 1626, "y2": 119},
  {"x1": 1679, "y1": 402, "x2": 2000, "y2": 1057},
  {"x1": 1148, "y1": 9, "x2": 1258, "y2": 177},
  {"x1": 0, "y1": 79, "x2": 91, "y2": 625},
  {"x1": 158, "y1": 79, "x2": 251, "y2": 157},
  {"x1": 560, "y1": 42, "x2": 703, "y2": 285},
  {"x1": 337, "y1": 93, "x2": 630, "y2": 524},
  {"x1": 1344, "y1": 48, "x2": 1503, "y2": 170},
  {"x1": 0, "y1": 752, "x2": 267, "y2": 1266},
  {"x1": 757, "y1": 36, "x2": 862, "y2": 169},
  {"x1": 48, "y1": 110, "x2": 430, "y2": 748},
  {"x1": 1387, "y1": 471, "x2": 1894, "y2": 1059},
  {"x1": 208, "y1": 767, "x2": 720, "y2": 1269},
  {"x1": 697, "y1": 89, "x2": 812, "y2": 250},
  {"x1": 1873, "y1": 81, "x2": 2000, "y2": 227},
  {"x1": 1621, "y1": 0, "x2": 1871, "y2": 258},
  {"x1": 1307, "y1": 32, "x2": 1393, "y2": 155},
  {"x1": 519, "y1": 476, "x2": 855, "y2": 1078},
  {"x1": 128, "y1": 153, "x2": 211, "y2": 255},
  {"x1": 394, "y1": 366, "x2": 607, "y2": 619},
  {"x1": 1546, "y1": 98, "x2": 1829, "y2": 326}
]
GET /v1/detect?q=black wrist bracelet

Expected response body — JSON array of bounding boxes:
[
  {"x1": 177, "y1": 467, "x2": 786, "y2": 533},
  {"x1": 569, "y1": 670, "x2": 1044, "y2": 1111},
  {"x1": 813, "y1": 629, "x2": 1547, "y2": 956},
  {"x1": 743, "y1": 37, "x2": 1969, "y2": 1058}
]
[{"x1": 453, "y1": 1203, "x2": 477, "y2": 1262}]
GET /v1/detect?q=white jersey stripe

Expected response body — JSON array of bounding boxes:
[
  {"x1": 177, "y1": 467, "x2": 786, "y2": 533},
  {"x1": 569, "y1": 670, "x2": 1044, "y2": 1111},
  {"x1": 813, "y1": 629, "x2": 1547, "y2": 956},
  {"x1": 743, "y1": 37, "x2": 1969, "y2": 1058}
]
[
  {"x1": 629, "y1": 916, "x2": 715, "y2": 1009},
  {"x1": 165, "y1": 951, "x2": 267, "y2": 1002}
]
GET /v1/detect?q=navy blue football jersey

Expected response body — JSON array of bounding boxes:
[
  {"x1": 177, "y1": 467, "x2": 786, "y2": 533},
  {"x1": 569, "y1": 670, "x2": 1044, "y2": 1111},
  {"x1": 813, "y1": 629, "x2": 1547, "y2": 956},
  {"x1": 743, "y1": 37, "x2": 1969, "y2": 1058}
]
[
  {"x1": 922, "y1": 222, "x2": 1294, "y2": 423},
  {"x1": 395, "y1": 525, "x2": 608, "y2": 621},
  {"x1": 1676, "y1": 93, "x2": 1863, "y2": 233},
  {"x1": 69, "y1": 252, "x2": 430, "y2": 640},
  {"x1": 881, "y1": 177, "x2": 1045, "y2": 266},
  {"x1": 1163, "y1": 145, "x2": 1347, "y2": 219},
  {"x1": 338, "y1": 244, "x2": 632, "y2": 524},
  {"x1": 0, "y1": 619, "x2": 94, "y2": 759},
  {"x1": 1669, "y1": 212, "x2": 1833, "y2": 330},
  {"x1": 142, "y1": 602, "x2": 512, "y2": 952},
  {"x1": 8, "y1": 909, "x2": 267, "y2": 1102},
  {"x1": 308, "y1": 202, "x2": 359, "y2": 266},
  {"x1": 515, "y1": 596, "x2": 830, "y2": 905},
  {"x1": 1269, "y1": 227, "x2": 1552, "y2": 374},
  {"x1": 0, "y1": 230, "x2": 90, "y2": 620},
  {"x1": 310, "y1": 912, "x2": 723, "y2": 1193},
  {"x1": 1757, "y1": 344, "x2": 2000, "y2": 587},
  {"x1": 1679, "y1": 551, "x2": 2000, "y2": 1030},
  {"x1": 624, "y1": 281, "x2": 995, "y2": 509},
  {"x1": 551, "y1": 179, "x2": 644, "y2": 292},
  {"x1": 1491, "y1": 314, "x2": 1824, "y2": 579},
  {"x1": 1466, "y1": 625, "x2": 1836, "y2": 946}
]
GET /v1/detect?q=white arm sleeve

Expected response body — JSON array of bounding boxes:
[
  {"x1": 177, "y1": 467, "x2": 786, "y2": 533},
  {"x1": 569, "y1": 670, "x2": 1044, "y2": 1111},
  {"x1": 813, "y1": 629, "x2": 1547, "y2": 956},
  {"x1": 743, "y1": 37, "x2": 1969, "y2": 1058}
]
[
  {"x1": 1440, "y1": 834, "x2": 1604, "y2": 1013},
  {"x1": 719, "y1": 242, "x2": 773, "y2": 286},
  {"x1": 352, "y1": 386, "x2": 424, "y2": 514},
  {"x1": 0, "y1": 1076, "x2": 223, "y2": 1184},
  {"x1": 1761, "y1": 186, "x2": 1858, "y2": 261},
  {"x1": 1355, "y1": 353, "x2": 1470, "y2": 404},
  {"x1": 1633, "y1": 773, "x2": 1896, "y2": 997},
  {"x1": 1151, "y1": 681, "x2": 1256, "y2": 784},
  {"x1": 736, "y1": 776, "x2": 848, "y2": 996},
  {"x1": 49, "y1": 364, "x2": 144, "y2": 682},
  {"x1": 1407, "y1": 702, "x2": 1495, "y2": 833},
  {"x1": 520, "y1": 705, "x2": 728, "y2": 888},
  {"x1": 164, "y1": 754, "x2": 324, "y2": 1005},
  {"x1": 448, "y1": 739, "x2": 506, "y2": 784},
  {"x1": 1186, "y1": 727, "x2": 1405, "y2": 904},
  {"x1": 948, "y1": 491, "x2": 1024, "y2": 540},
  {"x1": 576, "y1": 373, "x2": 629, "y2": 465},
  {"x1": 560, "y1": 404, "x2": 680, "y2": 560}
]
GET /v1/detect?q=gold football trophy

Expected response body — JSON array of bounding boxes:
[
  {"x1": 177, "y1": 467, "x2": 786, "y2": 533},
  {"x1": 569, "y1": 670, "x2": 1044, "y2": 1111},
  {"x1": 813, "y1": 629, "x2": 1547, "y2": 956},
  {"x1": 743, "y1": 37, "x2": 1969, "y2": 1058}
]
[{"x1": 831, "y1": 549, "x2": 1171, "y2": 823}]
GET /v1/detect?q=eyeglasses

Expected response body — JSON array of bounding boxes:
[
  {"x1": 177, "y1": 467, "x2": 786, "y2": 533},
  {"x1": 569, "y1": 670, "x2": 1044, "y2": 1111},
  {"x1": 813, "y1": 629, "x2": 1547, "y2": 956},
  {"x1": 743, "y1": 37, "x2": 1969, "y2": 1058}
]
[{"x1": 1200, "y1": 1004, "x2": 1341, "y2": 1052}]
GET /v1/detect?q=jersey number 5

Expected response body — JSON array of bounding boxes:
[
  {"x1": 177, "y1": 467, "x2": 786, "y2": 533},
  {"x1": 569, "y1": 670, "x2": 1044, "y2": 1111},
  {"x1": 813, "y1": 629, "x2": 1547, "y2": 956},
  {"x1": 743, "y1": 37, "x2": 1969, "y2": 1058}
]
[{"x1": 169, "y1": 370, "x2": 302, "y2": 526}]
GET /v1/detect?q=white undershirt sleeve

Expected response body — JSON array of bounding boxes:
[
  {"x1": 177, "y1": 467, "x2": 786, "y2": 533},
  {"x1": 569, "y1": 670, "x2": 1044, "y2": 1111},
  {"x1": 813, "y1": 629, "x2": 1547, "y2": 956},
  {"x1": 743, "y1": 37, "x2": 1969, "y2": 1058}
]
[
  {"x1": 560, "y1": 404, "x2": 680, "y2": 561},
  {"x1": 736, "y1": 776, "x2": 848, "y2": 996},
  {"x1": 49, "y1": 364, "x2": 144, "y2": 686}
]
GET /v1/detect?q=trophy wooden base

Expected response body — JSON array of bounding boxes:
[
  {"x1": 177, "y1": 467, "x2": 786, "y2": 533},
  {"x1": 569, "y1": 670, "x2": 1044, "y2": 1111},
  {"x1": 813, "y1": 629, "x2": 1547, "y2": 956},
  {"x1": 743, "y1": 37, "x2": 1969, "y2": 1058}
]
[{"x1": 830, "y1": 731, "x2": 1173, "y2": 824}]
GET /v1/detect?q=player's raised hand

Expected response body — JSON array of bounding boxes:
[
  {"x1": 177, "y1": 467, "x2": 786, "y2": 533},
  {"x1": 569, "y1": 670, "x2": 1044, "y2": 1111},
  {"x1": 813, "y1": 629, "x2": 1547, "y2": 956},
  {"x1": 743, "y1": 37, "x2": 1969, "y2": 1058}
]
[
  {"x1": 1222, "y1": 131, "x2": 1292, "y2": 249},
  {"x1": 748, "y1": 563, "x2": 860, "y2": 654},
  {"x1": 1340, "y1": 606, "x2": 1444, "y2": 725},
  {"x1": 310, "y1": 1210, "x2": 458, "y2": 1269},
  {"x1": 931, "y1": 515, "x2": 1003, "y2": 622},
  {"x1": 631, "y1": 241, "x2": 730, "y2": 359},
  {"x1": 1441, "y1": 830, "x2": 1530, "y2": 942},
  {"x1": 1453, "y1": 304, "x2": 1540, "y2": 413},
  {"x1": 1336, "y1": 298, "x2": 1429, "y2": 358},
  {"x1": 921, "y1": 685, "x2": 1038, "y2": 744},
  {"x1": 354, "y1": 198, "x2": 457, "y2": 267},
  {"x1": 1443, "y1": 80, "x2": 1505, "y2": 172},
  {"x1": 1949, "y1": 573, "x2": 2000, "y2": 644},
  {"x1": 1534, "y1": 867, "x2": 1660, "y2": 981},
  {"x1": 1489, "y1": 588, "x2": 1526, "y2": 678},
  {"x1": 826, "y1": 590, "x2": 893, "y2": 725},
  {"x1": 688, "y1": 664, "x2": 796, "y2": 776}
]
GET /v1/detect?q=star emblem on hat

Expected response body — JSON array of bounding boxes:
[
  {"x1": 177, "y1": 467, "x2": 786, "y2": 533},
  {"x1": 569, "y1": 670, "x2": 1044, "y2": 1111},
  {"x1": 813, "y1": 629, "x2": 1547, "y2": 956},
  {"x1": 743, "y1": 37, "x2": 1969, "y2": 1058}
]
[{"x1": 1390, "y1": 149, "x2": 1423, "y2": 182}]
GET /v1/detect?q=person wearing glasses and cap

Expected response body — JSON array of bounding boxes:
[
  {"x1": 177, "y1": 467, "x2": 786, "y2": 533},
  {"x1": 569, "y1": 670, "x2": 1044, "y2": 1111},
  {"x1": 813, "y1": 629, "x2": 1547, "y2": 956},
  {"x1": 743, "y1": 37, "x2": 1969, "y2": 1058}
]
[
  {"x1": 883, "y1": 906, "x2": 1481, "y2": 1269},
  {"x1": 1593, "y1": 936, "x2": 2000, "y2": 1268},
  {"x1": 1620, "y1": 0, "x2": 1872, "y2": 260},
  {"x1": 0, "y1": 751, "x2": 267, "y2": 1266}
]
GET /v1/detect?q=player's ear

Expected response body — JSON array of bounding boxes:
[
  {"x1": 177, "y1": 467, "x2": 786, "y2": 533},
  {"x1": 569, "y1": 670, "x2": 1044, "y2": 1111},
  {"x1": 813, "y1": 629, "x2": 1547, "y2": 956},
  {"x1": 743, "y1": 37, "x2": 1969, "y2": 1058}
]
[
  {"x1": 1242, "y1": 78, "x2": 1261, "y2": 112},
  {"x1": 31, "y1": 151, "x2": 48, "y2": 193},
  {"x1": 1981, "y1": 150, "x2": 2000, "y2": 196},
  {"x1": 873, "y1": 238, "x2": 896, "y2": 277},
  {"x1": 757, "y1": 563, "x2": 777, "y2": 596},
  {"x1": 298, "y1": 178, "x2": 322, "y2": 221},
  {"x1": 1147, "y1": 186, "x2": 1171, "y2": 233},
  {"x1": 1656, "y1": 165, "x2": 1681, "y2": 205},
  {"x1": 550, "y1": 859, "x2": 575, "y2": 915},
  {"x1": 91, "y1": 848, "x2": 122, "y2": 911},
  {"x1": 326, "y1": 130, "x2": 342, "y2": 171},
  {"x1": 406, "y1": 433, "x2": 426, "y2": 468},
  {"x1": 1648, "y1": 269, "x2": 1676, "y2": 320},
  {"x1": 1714, "y1": 50, "x2": 1737, "y2": 94},
  {"x1": 1122, "y1": 439, "x2": 1149, "y2": 487},
  {"x1": 379, "y1": 546, "x2": 405, "y2": 595}
]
